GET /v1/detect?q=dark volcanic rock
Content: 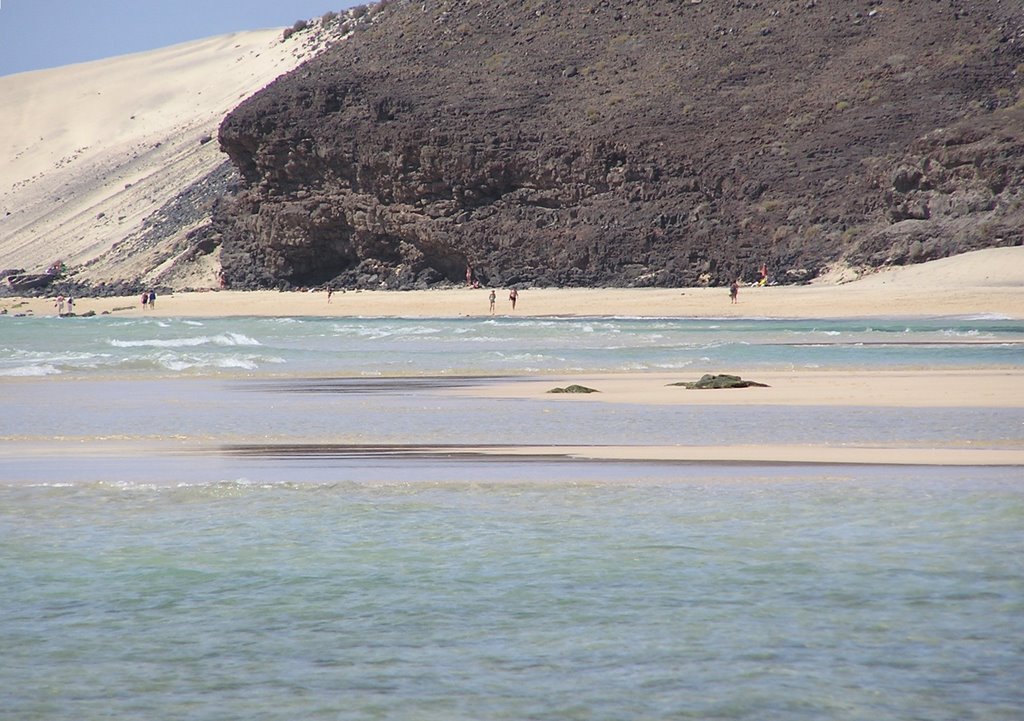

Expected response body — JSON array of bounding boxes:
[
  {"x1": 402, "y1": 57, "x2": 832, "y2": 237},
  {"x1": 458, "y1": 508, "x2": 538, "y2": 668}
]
[
  {"x1": 215, "y1": 0, "x2": 1024, "y2": 290},
  {"x1": 547, "y1": 384, "x2": 600, "y2": 394},
  {"x1": 670, "y1": 374, "x2": 769, "y2": 389}
]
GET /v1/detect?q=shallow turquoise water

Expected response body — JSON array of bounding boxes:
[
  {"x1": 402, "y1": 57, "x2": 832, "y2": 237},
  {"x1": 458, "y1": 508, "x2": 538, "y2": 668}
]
[
  {"x1": 2, "y1": 475, "x2": 1022, "y2": 720},
  {"x1": 2, "y1": 314, "x2": 1022, "y2": 719},
  {"x1": 2, "y1": 314, "x2": 1022, "y2": 378}
]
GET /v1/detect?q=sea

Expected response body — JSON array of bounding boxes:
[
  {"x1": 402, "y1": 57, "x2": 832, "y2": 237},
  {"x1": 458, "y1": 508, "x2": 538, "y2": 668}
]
[{"x1": 2, "y1": 312, "x2": 1023, "y2": 720}]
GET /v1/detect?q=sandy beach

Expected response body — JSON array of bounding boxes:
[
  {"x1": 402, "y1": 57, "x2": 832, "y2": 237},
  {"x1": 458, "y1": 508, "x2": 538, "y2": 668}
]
[
  {"x1": 4, "y1": 246, "x2": 1024, "y2": 321},
  {"x1": 3, "y1": 246, "x2": 1022, "y2": 469}
]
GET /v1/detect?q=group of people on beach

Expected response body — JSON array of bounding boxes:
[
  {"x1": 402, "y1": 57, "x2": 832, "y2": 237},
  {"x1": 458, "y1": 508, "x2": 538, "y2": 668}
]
[
  {"x1": 488, "y1": 288, "x2": 518, "y2": 314},
  {"x1": 140, "y1": 291, "x2": 157, "y2": 309},
  {"x1": 54, "y1": 295, "x2": 74, "y2": 315},
  {"x1": 729, "y1": 264, "x2": 768, "y2": 304},
  {"x1": 468, "y1": 263, "x2": 519, "y2": 315}
]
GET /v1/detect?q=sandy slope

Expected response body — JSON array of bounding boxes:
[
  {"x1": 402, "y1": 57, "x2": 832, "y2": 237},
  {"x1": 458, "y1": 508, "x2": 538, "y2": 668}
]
[{"x1": 0, "y1": 23, "x2": 342, "y2": 287}]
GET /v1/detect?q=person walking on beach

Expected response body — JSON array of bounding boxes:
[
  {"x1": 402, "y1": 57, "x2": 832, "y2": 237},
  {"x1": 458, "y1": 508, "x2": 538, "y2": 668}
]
[
  {"x1": 55, "y1": 296, "x2": 65, "y2": 315},
  {"x1": 729, "y1": 279, "x2": 739, "y2": 304},
  {"x1": 141, "y1": 292, "x2": 149, "y2": 310},
  {"x1": 488, "y1": 289, "x2": 496, "y2": 315},
  {"x1": 327, "y1": 287, "x2": 334, "y2": 304},
  {"x1": 148, "y1": 290, "x2": 156, "y2": 309},
  {"x1": 509, "y1": 288, "x2": 518, "y2": 311},
  {"x1": 65, "y1": 297, "x2": 74, "y2": 315}
]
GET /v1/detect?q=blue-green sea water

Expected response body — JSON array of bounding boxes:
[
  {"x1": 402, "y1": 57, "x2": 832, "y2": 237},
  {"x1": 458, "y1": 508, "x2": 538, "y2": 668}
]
[
  {"x1": 2, "y1": 313, "x2": 1023, "y2": 720},
  {"x1": 2, "y1": 314, "x2": 1022, "y2": 378}
]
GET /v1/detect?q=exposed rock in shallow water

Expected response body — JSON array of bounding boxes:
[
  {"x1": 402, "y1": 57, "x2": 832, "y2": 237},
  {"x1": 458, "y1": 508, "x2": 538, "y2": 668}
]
[
  {"x1": 547, "y1": 385, "x2": 600, "y2": 394},
  {"x1": 670, "y1": 374, "x2": 769, "y2": 389}
]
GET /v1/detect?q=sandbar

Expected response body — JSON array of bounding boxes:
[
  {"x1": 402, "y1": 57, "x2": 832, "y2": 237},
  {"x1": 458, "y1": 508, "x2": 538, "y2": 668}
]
[{"x1": 451, "y1": 369, "x2": 1024, "y2": 408}]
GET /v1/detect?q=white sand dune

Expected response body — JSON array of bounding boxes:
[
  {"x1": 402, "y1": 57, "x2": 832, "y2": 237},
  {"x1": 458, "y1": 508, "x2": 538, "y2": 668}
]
[{"x1": 0, "y1": 22, "x2": 343, "y2": 287}]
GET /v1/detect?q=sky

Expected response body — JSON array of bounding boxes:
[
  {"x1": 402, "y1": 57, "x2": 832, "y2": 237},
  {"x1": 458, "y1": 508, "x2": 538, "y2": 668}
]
[{"x1": 0, "y1": 0, "x2": 359, "y2": 77}]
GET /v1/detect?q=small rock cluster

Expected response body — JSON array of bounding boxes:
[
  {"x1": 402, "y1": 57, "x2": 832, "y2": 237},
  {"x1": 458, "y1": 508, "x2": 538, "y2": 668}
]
[{"x1": 669, "y1": 374, "x2": 769, "y2": 389}]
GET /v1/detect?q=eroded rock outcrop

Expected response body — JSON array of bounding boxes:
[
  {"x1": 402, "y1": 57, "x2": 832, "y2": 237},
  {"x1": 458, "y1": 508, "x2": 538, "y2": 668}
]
[
  {"x1": 215, "y1": 0, "x2": 1024, "y2": 290},
  {"x1": 847, "y1": 110, "x2": 1024, "y2": 267}
]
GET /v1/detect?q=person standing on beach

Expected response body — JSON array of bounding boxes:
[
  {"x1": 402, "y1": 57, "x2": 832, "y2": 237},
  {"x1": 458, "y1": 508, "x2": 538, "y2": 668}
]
[
  {"x1": 55, "y1": 296, "x2": 65, "y2": 315},
  {"x1": 148, "y1": 291, "x2": 156, "y2": 309},
  {"x1": 327, "y1": 287, "x2": 334, "y2": 304},
  {"x1": 66, "y1": 297, "x2": 74, "y2": 315},
  {"x1": 489, "y1": 289, "x2": 496, "y2": 315},
  {"x1": 729, "y1": 280, "x2": 739, "y2": 304},
  {"x1": 509, "y1": 288, "x2": 518, "y2": 310},
  {"x1": 141, "y1": 292, "x2": 148, "y2": 310}
]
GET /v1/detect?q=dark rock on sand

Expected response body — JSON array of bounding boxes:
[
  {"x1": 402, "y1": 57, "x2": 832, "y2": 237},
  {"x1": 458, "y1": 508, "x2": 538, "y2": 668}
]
[
  {"x1": 547, "y1": 385, "x2": 600, "y2": 394},
  {"x1": 670, "y1": 374, "x2": 769, "y2": 389}
]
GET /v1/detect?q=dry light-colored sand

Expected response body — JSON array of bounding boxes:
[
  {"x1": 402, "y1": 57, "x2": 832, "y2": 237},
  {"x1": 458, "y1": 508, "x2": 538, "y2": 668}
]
[{"x1": 3, "y1": 245, "x2": 1024, "y2": 320}]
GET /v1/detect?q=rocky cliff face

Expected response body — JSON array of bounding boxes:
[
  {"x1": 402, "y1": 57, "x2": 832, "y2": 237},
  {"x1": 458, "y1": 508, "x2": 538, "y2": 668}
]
[{"x1": 216, "y1": 0, "x2": 1023, "y2": 289}]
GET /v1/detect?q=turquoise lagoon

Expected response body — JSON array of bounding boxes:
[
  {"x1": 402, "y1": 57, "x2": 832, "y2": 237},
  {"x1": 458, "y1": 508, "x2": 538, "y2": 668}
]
[{"x1": 2, "y1": 313, "x2": 1022, "y2": 720}]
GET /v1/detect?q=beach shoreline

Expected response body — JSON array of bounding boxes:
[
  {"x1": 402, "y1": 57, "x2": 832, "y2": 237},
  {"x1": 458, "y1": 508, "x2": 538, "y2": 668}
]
[
  {"x1": 3, "y1": 246, "x2": 1024, "y2": 321},
  {"x1": 3, "y1": 247, "x2": 1022, "y2": 471},
  {"x1": 2, "y1": 280, "x2": 1023, "y2": 322}
]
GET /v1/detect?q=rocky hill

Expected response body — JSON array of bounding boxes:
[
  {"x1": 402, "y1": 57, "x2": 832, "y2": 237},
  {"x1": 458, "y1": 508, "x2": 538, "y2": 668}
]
[{"x1": 215, "y1": 0, "x2": 1023, "y2": 290}]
